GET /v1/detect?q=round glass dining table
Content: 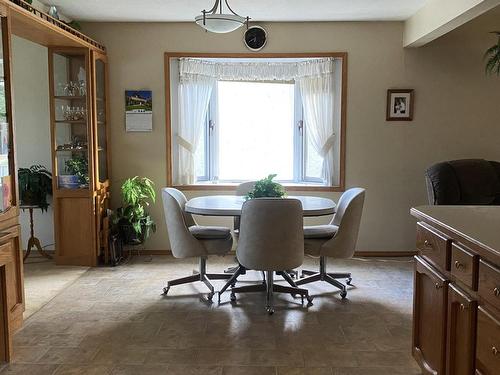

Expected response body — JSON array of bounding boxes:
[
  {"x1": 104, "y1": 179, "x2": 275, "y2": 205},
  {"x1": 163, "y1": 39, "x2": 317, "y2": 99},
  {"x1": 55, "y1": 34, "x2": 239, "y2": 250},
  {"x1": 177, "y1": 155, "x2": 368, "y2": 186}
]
[{"x1": 185, "y1": 195, "x2": 336, "y2": 217}]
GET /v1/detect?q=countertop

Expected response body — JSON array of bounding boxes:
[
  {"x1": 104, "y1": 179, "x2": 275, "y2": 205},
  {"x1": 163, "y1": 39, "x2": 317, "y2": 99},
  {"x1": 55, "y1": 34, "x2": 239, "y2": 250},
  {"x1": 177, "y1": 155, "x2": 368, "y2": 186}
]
[{"x1": 411, "y1": 205, "x2": 500, "y2": 255}]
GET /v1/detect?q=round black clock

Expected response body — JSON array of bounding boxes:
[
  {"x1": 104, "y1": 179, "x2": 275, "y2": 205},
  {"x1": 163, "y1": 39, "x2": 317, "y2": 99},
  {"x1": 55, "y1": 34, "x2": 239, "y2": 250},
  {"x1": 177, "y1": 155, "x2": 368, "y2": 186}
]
[{"x1": 244, "y1": 26, "x2": 267, "y2": 51}]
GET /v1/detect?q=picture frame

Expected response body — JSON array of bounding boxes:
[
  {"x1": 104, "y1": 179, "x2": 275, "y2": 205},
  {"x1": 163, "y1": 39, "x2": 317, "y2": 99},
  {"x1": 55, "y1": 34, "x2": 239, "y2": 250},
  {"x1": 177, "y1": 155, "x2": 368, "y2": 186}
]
[{"x1": 386, "y1": 89, "x2": 414, "y2": 121}]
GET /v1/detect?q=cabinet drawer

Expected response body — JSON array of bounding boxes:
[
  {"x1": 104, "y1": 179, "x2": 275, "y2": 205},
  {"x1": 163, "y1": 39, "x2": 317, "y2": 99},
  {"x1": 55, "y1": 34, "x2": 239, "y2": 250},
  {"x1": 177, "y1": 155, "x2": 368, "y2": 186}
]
[
  {"x1": 416, "y1": 222, "x2": 451, "y2": 271},
  {"x1": 478, "y1": 260, "x2": 500, "y2": 312},
  {"x1": 476, "y1": 307, "x2": 500, "y2": 375},
  {"x1": 451, "y1": 243, "x2": 479, "y2": 290}
]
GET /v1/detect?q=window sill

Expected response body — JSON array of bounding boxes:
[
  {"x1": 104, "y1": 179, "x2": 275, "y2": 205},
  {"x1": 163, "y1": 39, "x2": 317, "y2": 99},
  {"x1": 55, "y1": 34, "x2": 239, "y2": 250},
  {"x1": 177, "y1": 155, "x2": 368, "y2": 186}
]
[{"x1": 171, "y1": 183, "x2": 344, "y2": 192}]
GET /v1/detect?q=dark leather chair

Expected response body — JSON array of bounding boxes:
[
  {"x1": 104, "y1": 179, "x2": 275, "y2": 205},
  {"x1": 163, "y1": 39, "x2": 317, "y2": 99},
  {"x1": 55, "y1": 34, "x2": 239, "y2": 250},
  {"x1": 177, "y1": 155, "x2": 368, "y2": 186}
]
[{"x1": 425, "y1": 159, "x2": 500, "y2": 205}]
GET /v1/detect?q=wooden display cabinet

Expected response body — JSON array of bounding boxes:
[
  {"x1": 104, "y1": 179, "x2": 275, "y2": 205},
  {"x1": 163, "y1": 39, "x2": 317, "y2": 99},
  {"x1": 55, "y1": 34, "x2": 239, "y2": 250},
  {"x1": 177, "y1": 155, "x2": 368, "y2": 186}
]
[
  {"x1": 0, "y1": 12, "x2": 24, "y2": 363},
  {"x1": 48, "y1": 47, "x2": 110, "y2": 266}
]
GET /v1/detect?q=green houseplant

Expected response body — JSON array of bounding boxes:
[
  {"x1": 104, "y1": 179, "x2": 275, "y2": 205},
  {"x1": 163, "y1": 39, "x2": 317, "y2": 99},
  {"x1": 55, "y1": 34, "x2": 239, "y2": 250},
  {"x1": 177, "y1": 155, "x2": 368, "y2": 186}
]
[
  {"x1": 485, "y1": 31, "x2": 500, "y2": 75},
  {"x1": 18, "y1": 165, "x2": 52, "y2": 211},
  {"x1": 246, "y1": 174, "x2": 286, "y2": 199},
  {"x1": 113, "y1": 176, "x2": 156, "y2": 245},
  {"x1": 65, "y1": 156, "x2": 89, "y2": 186}
]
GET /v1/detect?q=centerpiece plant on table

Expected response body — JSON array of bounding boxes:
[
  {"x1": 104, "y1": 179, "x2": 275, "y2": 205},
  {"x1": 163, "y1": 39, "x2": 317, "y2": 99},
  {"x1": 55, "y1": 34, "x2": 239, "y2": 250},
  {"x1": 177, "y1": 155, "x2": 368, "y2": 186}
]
[{"x1": 246, "y1": 174, "x2": 286, "y2": 199}]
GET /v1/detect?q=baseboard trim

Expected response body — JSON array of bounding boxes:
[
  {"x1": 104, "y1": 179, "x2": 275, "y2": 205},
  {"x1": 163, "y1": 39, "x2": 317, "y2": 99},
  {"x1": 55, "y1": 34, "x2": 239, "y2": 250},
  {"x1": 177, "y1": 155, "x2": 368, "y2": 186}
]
[{"x1": 122, "y1": 249, "x2": 418, "y2": 257}]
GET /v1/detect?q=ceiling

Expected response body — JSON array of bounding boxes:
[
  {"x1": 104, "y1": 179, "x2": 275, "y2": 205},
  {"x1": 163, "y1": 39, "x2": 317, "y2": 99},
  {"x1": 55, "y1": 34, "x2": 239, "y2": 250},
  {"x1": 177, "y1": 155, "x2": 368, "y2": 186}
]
[{"x1": 41, "y1": 0, "x2": 428, "y2": 22}]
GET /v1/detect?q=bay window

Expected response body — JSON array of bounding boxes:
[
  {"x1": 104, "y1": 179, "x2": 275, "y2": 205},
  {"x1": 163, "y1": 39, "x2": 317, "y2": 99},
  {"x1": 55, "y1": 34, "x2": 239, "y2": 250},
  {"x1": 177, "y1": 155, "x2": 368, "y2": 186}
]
[{"x1": 167, "y1": 54, "x2": 346, "y2": 190}]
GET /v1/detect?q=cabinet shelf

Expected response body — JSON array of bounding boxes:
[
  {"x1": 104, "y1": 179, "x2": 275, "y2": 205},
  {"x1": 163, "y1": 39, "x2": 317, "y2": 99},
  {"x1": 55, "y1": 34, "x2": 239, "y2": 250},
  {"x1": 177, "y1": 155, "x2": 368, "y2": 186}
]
[
  {"x1": 55, "y1": 148, "x2": 88, "y2": 152},
  {"x1": 55, "y1": 120, "x2": 87, "y2": 124},
  {"x1": 54, "y1": 96, "x2": 86, "y2": 100},
  {"x1": 55, "y1": 147, "x2": 104, "y2": 152}
]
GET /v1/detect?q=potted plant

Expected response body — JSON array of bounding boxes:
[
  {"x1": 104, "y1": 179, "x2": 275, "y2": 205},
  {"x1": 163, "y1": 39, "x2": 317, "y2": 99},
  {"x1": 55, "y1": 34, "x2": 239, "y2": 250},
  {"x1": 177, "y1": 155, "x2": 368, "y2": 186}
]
[
  {"x1": 485, "y1": 31, "x2": 500, "y2": 75},
  {"x1": 113, "y1": 176, "x2": 156, "y2": 245},
  {"x1": 59, "y1": 155, "x2": 89, "y2": 188},
  {"x1": 246, "y1": 174, "x2": 286, "y2": 199},
  {"x1": 17, "y1": 165, "x2": 52, "y2": 211}
]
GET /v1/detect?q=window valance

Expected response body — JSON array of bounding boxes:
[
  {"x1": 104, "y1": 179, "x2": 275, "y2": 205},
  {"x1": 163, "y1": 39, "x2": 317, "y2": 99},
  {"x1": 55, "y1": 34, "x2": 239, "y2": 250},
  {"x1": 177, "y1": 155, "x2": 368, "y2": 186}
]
[{"x1": 179, "y1": 57, "x2": 335, "y2": 82}]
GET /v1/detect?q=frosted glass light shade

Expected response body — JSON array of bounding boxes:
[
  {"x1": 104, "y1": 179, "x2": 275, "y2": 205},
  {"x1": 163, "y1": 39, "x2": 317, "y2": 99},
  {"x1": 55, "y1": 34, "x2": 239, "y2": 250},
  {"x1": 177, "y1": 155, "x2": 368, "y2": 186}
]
[{"x1": 195, "y1": 14, "x2": 246, "y2": 33}]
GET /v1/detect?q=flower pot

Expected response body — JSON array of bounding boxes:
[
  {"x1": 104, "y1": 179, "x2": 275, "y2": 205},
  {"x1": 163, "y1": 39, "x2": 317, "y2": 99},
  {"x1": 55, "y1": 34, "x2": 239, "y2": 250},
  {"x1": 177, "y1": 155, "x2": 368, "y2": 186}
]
[
  {"x1": 119, "y1": 218, "x2": 155, "y2": 245},
  {"x1": 20, "y1": 190, "x2": 40, "y2": 206},
  {"x1": 58, "y1": 175, "x2": 79, "y2": 189}
]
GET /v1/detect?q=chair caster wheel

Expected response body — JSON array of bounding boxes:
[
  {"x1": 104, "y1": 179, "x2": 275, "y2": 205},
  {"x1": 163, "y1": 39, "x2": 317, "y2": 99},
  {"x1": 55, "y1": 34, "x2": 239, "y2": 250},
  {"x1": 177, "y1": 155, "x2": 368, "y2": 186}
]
[
  {"x1": 306, "y1": 296, "x2": 314, "y2": 305},
  {"x1": 266, "y1": 307, "x2": 274, "y2": 315},
  {"x1": 163, "y1": 286, "x2": 170, "y2": 295},
  {"x1": 230, "y1": 292, "x2": 236, "y2": 302},
  {"x1": 207, "y1": 292, "x2": 214, "y2": 301},
  {"x1": 346, "y1": 277, "x2": 352, "y2": 285},
  {"x1": 340, "y1": 290, "x2": 347, "y2": 299}
]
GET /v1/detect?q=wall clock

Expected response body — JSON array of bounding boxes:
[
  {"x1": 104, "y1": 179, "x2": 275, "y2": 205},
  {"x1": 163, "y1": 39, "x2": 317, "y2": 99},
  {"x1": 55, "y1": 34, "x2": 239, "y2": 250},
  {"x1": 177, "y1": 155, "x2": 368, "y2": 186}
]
[{"x1": 244, "y1": 26, "x2": 267, "y2": 51}]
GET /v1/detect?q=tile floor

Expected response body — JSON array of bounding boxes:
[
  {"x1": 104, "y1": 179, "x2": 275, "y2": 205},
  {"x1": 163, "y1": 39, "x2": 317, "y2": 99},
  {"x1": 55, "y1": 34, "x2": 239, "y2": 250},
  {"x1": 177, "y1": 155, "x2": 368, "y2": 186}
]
[
  {"x1": 22, "y1": 256, "x2": 89, "y2": 319},
  {"x1": 3, "y1": 255, "x2": 422, "y2": 375}
]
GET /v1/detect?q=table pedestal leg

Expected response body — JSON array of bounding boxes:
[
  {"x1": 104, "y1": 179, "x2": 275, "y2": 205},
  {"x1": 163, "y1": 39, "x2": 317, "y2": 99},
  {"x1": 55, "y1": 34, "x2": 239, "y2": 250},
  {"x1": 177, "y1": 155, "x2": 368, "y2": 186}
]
[{"x1": 23, "y1": 208, "x2": 52, "y2": 262}]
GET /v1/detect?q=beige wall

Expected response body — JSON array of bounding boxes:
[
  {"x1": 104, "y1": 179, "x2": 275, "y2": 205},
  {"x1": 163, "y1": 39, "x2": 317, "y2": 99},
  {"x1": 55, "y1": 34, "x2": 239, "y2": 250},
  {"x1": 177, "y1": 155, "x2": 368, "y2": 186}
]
[
  {"x1": 12, "y1": 36, "x2": 54, "y2": 250},
  {"x1": 82, "y1": 9, "x2": 500, "y2": 252}
]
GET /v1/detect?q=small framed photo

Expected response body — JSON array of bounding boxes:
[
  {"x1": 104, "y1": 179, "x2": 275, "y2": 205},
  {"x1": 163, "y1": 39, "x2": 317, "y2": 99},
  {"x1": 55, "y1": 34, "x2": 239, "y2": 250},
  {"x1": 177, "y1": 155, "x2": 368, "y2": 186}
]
[{"x1": 386, "y1": 89, "x2": 414, "y2": 121}]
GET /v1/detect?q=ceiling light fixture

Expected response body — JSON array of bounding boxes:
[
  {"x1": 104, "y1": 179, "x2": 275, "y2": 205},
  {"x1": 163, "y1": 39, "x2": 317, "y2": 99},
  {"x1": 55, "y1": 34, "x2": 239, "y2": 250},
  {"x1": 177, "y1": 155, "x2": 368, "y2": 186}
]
[{"x1": 195, "y1": 0, "x2": 249, "y2": 34}]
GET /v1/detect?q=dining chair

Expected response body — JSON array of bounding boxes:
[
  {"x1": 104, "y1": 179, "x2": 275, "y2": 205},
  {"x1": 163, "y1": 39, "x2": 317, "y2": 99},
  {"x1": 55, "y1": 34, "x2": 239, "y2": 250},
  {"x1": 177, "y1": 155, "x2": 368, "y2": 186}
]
[
  {"x1": 225, "y1": 198, "x2": 313, "y2": 314},
  {"x1": 233, "y1": 181, "x2": 257, "y2": 233},
  {"x1": 233, "y1": 180, "x2": 286, "y2": 233},
  {"x1": 161, "y1": 188, "x2": 233, "y2": 301},
  {"x1": 295, "y1": 188, "x2": 365, "y2": 299},
  {"x1": 222, "y1": 181, "x2": 259, "y2": 276}
]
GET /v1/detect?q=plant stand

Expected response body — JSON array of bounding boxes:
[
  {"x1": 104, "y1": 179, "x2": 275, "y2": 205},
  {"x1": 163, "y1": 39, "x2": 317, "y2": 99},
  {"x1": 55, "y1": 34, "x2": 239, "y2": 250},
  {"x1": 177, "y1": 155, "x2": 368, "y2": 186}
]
[{"x1": 21, "y1": 205, "x2": 52, "y2": 262}]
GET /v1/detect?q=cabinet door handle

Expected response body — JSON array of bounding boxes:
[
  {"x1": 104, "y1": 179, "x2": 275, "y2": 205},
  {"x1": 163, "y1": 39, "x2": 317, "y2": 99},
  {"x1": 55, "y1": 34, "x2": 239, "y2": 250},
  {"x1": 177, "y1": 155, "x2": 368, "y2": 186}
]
[
  {"x1": 492, "y1": 346, "x2": 498, "y2": 356},
  {"x1": 423, "y1": 240, "x2": 432, "y2": 249},
  {"x1": 494, "y1": 287, "x2": 500, "y2": 297},
  {"x1": 454, "y1": 261, "x2": 465, "y2": 270},
  {"x1": 459, "y1": 303, "x2": 467, "y2": 311},
  {"x1": 435, "y1": 282, "x2": 443, "y2": 289}
]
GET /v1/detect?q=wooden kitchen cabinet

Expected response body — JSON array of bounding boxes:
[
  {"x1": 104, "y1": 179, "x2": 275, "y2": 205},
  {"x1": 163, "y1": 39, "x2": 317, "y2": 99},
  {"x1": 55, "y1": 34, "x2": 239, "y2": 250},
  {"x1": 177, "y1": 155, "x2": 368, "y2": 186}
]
[
  {"x1": 413, "y1": 256, "x2": 449, "y2": 375},
  {"x1": 411, "y1": 206, "x2": 500, "y2": 375},
  {"x1": 446, "y1": 283, "x2": 477, "y2": 375}
]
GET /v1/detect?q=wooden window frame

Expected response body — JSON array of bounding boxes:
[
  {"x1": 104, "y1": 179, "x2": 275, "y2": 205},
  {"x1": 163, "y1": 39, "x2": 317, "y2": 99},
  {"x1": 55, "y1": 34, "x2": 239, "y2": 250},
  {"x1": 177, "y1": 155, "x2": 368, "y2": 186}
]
[{"x1": 164, "y1": 52, "x2": 347, "y2": 192}]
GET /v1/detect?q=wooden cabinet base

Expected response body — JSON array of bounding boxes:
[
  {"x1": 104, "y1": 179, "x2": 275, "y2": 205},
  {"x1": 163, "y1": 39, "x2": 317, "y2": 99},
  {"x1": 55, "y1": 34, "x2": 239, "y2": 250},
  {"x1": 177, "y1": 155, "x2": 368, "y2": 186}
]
[
  {"x1": 413, "y1": 256, "x2": 448, "y2": 375},
  {"x1": 446, "y1": 283, "x2": 476, "y2": 375},
  {"x1": 476, "y1": 307, "x2": 500, "y2": 375},
  {"x1": 411, "y1": 207, "x2": 500, "y2": 375}
]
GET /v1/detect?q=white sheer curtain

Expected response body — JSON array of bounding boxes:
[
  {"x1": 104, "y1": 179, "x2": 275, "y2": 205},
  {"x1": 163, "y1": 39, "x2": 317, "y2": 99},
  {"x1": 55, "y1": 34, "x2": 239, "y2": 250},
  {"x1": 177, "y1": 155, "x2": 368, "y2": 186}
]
[
  {"x1": 179, "y1": 57, "x2": 335, "y2": 81},
  {"x1": 298, "y1": 70, "x2": 336, "y2": 185},
  {"x1": 177, "y1": 73, "x2": 216, "y2": 184},
  {"x1": 175, "y1": 57, "x2": 337, "y2": 185}
]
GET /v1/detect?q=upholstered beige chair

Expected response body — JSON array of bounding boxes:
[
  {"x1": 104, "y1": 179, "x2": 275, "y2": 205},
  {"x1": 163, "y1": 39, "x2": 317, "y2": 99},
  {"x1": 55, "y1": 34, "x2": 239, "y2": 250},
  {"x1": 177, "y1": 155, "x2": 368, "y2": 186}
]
[
  {"x1": 233, "y1": 181, "x2": 256, "y2": 233},
  {"x1": 225, "y1": 198, "x2": 312, "y2": 314},
  {"x1": 295, "y1": 188, "x2": 365, "y2": 299},
  {"x1": 161, "y1": 188, "x2": 233, "y2": 301},
  {"x1": 221, "y1": 181, "x2": 259, "y2": 276}
]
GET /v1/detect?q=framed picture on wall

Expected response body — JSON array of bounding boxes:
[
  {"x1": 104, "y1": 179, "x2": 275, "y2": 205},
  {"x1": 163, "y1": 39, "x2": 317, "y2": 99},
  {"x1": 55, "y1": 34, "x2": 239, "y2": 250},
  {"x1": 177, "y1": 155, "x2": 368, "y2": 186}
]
[{"x1": 386, "y1": 89, "x2": 414, "y2": 121}]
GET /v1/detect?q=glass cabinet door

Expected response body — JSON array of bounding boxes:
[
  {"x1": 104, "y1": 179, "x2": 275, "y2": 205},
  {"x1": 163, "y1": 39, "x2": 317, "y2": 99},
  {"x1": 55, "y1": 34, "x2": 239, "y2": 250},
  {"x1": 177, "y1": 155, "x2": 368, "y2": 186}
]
[
  {"x1": 51, "y1": 50, "x2": 90, "y2": 190},
  {"x1": 0, "y1": 18, "x2": 14, "y2": 212},
  {"x1": 93, "y1": 54, "x2": 108, "y2": 184}
]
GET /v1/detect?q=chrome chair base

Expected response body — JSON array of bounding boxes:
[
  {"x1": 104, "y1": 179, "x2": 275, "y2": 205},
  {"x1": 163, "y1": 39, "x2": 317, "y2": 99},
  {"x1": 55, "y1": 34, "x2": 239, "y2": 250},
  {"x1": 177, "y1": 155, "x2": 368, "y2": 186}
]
[
  {"x1": 228, "y1": 270, "x2": 313, "y2": 314},
  {"x1": 163, "y1": 257, "x2": 233, "y2": 301},
  {"x1": 295, "y1": 256, "x2": 352, "y2": 299}
]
